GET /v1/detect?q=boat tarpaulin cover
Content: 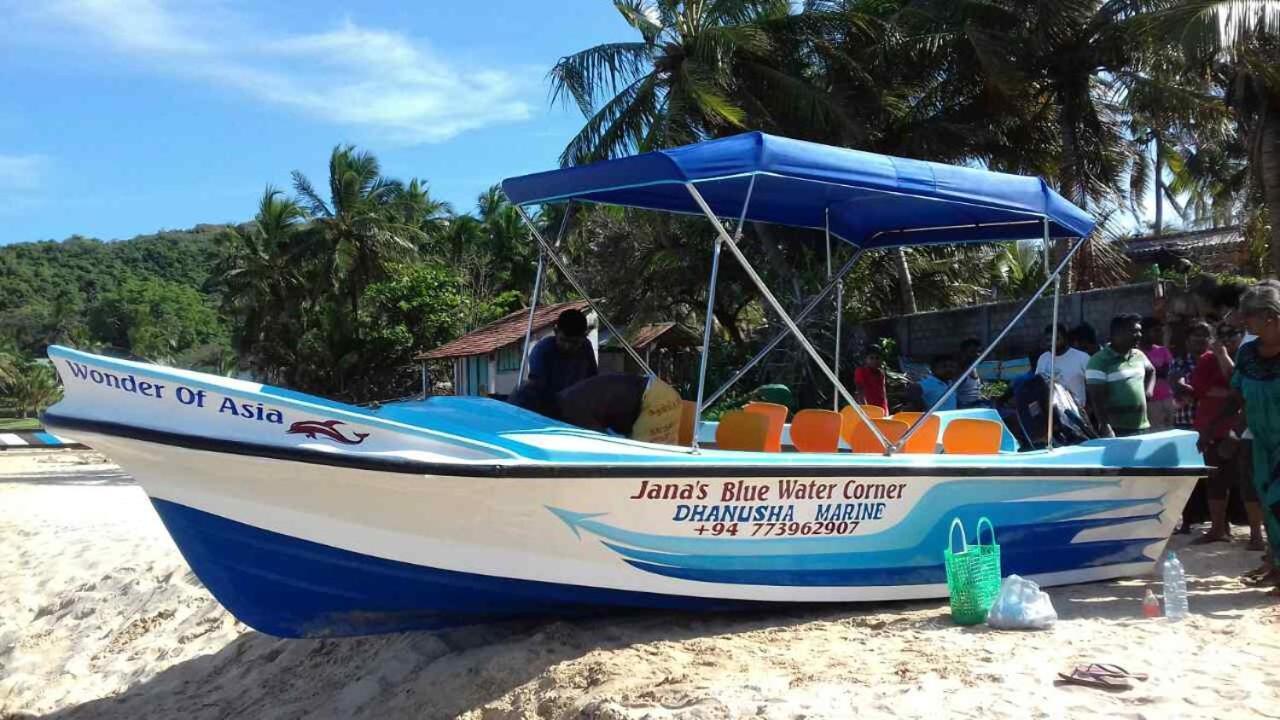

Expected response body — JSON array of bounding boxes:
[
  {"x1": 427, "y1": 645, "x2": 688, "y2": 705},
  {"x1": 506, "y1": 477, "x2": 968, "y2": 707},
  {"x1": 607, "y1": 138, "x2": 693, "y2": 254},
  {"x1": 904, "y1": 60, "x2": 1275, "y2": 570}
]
[{"x1": 501, "y1": 132, "x2": 1094, "y2": 248}]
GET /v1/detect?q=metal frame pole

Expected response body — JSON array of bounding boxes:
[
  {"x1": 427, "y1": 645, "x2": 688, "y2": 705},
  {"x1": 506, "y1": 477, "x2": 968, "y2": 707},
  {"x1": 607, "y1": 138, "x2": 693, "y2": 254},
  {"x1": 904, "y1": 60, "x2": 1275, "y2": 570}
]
[
  {"x1": 826, "y1": 208, "x2": 840, "y2": 411},
  {"x1": 512, "y1": 203, "x2": 654, "y2": 376},
  {"x1": 701, "y1": 248, "x2": 862, "y2": 411},
  {"x1": 518, "y1": 251, "x2": 547, "y2": 382},
  {"x1": 896, "y1": 232, "x2": 1089, "y2": 451},
  {"x1": 693, "y1": 240, "x2": 725, "y2": 449},
  {"x1": 686, "y1": 183, "x2": 892, "y2": 452},
  {"x1": 1044, "y1": 219, "x2": 1060, "y2": 450},
  {"x1": 517, "y1": 204, "x2": 573, "y2": 382},
  {"x1": 692, "y1": 176, "x2": 756, "y2": 449}
]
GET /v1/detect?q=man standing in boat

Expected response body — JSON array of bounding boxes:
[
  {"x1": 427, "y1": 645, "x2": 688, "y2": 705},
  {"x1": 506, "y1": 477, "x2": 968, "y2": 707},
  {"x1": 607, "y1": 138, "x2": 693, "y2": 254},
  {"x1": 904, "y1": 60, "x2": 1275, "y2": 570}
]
[{"x1": 510, "y1": 309, "x2": 598, "y2": 417}]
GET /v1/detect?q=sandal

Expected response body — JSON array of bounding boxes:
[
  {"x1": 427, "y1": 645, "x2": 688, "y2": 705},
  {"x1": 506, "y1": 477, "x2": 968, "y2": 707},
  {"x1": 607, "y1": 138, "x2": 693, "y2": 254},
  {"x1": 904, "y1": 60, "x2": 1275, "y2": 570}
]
[
  {"x1": 1073, "y1": 663, "x2": 1148, "y2": 682},
  {"x1": 1190, "y1": 532, "x2": 1231, "y2": 545},
  {"x1": 1056, "y1": 668, "x2": 1132, "y2": 692},
  {"x1": 1244, "y1": 569, "x2": 1280, "y2": 587}
]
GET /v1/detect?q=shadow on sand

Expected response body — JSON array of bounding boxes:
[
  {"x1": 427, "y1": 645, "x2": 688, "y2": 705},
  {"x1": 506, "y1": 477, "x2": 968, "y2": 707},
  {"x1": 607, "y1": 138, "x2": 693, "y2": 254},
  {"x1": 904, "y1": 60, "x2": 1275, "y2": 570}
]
[{"x1": 27, "y1": 531, "x2": 1274, "y2": 719}]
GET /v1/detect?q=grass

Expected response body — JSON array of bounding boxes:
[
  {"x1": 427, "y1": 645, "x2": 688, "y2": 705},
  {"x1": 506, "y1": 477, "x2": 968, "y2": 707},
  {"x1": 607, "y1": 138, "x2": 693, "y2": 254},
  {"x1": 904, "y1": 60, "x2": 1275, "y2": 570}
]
[{"x1": 0, "y1": 417, "x2": 40, "y2": 431}]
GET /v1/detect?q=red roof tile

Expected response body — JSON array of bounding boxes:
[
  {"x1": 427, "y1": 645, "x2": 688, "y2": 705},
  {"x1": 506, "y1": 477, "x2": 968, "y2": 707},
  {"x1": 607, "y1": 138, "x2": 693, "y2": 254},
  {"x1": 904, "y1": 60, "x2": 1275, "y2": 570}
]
[
  {"x1": 603, "y1": 322, "x2": 700, "y2": 351},
  {"x1": 416, "y1": 299, "x2": 592, "y2": 360}
]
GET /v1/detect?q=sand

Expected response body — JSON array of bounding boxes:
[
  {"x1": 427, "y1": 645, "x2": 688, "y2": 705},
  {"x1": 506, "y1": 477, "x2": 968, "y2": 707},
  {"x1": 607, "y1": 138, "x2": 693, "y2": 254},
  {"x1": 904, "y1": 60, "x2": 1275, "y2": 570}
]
[{"x1": 3, "y1": 450, "x2": 1280, "y2": 720}]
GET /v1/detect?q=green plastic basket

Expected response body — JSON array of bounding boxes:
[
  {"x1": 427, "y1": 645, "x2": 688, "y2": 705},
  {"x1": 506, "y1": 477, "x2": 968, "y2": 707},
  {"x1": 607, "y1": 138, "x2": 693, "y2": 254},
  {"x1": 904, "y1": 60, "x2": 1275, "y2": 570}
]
[{"x1": 944, "y1": 517, "x2": 1002, "y2": 625}]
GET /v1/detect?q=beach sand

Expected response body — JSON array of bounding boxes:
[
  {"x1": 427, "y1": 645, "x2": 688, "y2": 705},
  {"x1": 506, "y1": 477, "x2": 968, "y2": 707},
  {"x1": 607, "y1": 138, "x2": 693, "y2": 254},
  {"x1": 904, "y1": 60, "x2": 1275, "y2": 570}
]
[{"x1": 3, "y1": 451, "x2": 1280, "y2": 720}]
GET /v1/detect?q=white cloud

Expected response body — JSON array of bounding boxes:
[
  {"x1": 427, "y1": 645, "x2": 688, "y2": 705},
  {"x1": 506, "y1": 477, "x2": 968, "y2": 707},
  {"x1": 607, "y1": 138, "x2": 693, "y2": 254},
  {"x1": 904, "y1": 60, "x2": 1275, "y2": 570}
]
[
  {"x1": 0, "y1": 154, "x2": 47, "y2": 193},
  {"x1": 34, "y1": 1, "x2": 532, "y2": 143},
  {"x1": 0, "y1": 154, "x2": 49, "y2": 216}
]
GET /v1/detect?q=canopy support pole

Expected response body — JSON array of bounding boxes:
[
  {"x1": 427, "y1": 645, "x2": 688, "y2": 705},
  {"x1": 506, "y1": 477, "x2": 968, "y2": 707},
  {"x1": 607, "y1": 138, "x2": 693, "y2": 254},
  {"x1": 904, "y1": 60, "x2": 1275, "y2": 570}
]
[
  {"x1": 420, "y1": 362, "x2": 427, "y2": 397},
  {"x1": 686, "y1": 183, "x2": 891, "y2": 452},
  {"x1": 512, "y1": 203, "x2": 654, "y2": 377},
  {"x1": 518, "y1": 252, "x2": 548, "y2": 383},
  {"x1": 517, "y1": 203, "x2": 573, "y2": 383},
  {"x1": 825, "y1": 208, "x2": 841, "y2": 411},
  {"x1": 894, "y1": 232, "x2": 1089, "y2": 452},
  {"x1": 692, "y1": 176, "x2": 756, "y2": 450},
  {"x1": 1044, "y1": 219, "x2": 1060, "y2": 451},
  {"x1": 700, "y1": 248, "x2": 862, "y2": 412}
]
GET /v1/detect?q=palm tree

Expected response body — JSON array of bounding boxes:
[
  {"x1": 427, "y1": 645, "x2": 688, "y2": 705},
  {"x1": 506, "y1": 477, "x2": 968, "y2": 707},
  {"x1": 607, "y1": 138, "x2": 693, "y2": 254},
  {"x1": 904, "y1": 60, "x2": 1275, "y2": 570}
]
[
  {"x1": 989, "y1": 242, "x2": 1045, "y2": 300},
  {"x1": 291, "y1": 146, "x2": 423, "y2": 318},
  {"x1": 1143, "y1": 1, "x2": 1280, "y2": 273},
  {"x1": 900, "y1": 0, "x2": 1149, "y2": 289},
  {"x1": 6, "y1": 361, "x2": 60, "y2": 418},
  {"x1": 212, "y1": 187, "x2": 305, "y2": 380},
  {"x1": 549, "y1": 0, "x2": 849, "y2": 165},
  {"x1": 394, "y1": 178, "x2": 453, "y2": 240}
]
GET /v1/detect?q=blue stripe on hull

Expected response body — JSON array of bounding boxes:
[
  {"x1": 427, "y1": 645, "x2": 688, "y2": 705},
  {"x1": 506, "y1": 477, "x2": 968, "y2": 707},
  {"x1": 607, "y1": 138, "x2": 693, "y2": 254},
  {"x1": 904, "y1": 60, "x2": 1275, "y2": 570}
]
[{"x1": 149, "y1": 499, "x2": 754, "y2": 638}]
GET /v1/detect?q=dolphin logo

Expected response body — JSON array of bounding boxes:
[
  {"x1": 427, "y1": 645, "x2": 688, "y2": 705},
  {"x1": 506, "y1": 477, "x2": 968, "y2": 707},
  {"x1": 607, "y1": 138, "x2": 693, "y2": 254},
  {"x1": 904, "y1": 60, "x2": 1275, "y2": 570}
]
[{"x1": 287, "y1": 420, "x2": 370, "y2": 445}]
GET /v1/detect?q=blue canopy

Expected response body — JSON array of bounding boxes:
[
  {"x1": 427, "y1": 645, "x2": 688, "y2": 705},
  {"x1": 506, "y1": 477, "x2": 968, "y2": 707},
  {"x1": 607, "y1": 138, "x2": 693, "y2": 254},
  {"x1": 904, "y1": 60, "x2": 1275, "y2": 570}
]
[{"x1": 501, "y1": 132, "x2": 1094, "y2": 248}]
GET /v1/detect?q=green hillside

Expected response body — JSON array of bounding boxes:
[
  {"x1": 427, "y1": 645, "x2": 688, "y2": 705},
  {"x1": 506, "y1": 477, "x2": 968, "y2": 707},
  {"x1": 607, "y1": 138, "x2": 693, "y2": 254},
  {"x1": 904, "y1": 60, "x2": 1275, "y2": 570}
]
[{"x1": 0, "y1": 225, "x2": 233, "y2": 364}]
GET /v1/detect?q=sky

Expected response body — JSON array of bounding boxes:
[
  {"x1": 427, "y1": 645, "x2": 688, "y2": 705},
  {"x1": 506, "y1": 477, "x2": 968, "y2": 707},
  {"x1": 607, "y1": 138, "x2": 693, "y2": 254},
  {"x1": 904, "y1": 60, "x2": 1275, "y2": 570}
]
[{"x1": 0, "y1": 0, "x2": 631, "y2": 244}]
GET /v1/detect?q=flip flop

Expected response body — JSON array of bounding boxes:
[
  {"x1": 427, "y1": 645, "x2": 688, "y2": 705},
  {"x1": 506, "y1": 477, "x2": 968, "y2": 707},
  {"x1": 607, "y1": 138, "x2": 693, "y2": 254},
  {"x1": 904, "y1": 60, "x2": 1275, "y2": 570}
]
[
  {"x1": 1245, "y1": 570, "x2": 1280, "y2": 587},
  {"x1": 1056, "y1": 669, "x2": 1132, "y2": 692},
  {"x1": 1073, "y1": 663, "x2": 1148, "y2": 682}
]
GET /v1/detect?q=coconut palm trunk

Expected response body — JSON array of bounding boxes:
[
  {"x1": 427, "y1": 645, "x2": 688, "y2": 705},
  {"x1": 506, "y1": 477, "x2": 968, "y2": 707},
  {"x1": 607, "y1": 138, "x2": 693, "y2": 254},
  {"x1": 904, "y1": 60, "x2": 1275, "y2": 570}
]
[
  {"x1": 1263, "y1": 106, "x2": 1280, "y2": 277},
  {"x1": 893, "y1": 248, "x2": 917, "y2": 314}
]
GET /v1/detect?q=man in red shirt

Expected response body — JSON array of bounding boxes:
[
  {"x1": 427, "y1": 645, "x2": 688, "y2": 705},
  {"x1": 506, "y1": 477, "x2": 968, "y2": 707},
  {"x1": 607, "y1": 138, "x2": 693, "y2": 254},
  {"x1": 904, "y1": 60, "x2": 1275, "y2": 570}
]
[{"x1": 854, "y1": 347, "x2": 889, "y2": 414}]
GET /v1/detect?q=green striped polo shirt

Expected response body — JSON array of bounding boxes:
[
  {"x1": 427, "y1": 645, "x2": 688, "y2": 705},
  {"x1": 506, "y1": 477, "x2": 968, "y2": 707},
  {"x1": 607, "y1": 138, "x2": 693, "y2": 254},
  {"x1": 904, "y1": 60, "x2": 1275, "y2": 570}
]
[{"x1": 1085, "y1": 345, "x2": 1152, "y2": 431}]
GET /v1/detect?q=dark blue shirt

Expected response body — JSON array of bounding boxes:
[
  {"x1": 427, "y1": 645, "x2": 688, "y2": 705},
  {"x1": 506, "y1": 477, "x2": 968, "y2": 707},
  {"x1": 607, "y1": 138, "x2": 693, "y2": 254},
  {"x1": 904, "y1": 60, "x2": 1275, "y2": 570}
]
[{"x1": 514, "y1": 336, "x2": 598, "y2": 416}]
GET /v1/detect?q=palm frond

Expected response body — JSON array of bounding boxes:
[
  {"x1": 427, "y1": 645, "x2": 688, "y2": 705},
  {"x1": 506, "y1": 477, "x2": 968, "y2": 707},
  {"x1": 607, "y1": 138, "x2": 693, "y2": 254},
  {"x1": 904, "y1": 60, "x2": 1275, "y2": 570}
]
[
  {"x1": 559, "y1": 73, "x2": 662, "y2": 166},
  {"x1": 548, "y1": 42, "x2": 654, "y2": 116}
]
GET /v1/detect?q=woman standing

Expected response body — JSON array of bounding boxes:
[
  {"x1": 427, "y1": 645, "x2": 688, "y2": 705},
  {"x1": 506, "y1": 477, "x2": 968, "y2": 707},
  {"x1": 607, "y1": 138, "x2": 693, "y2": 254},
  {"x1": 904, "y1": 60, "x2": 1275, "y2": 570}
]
[
  {"x1": 1142, "y1": 317, "x2": 1176, "y2": 429},
  {"x1": 1191, "y1": 322, "x2": 1261, "y2": 547},
  {"x1": 1207, "y1": 283, "x2": 1280, "y2": 590}
]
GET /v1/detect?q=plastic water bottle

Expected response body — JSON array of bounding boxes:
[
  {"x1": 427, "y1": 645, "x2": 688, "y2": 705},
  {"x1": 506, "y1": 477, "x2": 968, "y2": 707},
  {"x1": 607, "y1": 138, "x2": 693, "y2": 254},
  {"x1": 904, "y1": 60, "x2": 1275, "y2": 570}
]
[
  {"x1": 1162, "y1": 552, "x2": 1189, "y2": 620},
  {"x1": 1142, "y1": 588, "x2": 1160, "y2": 618}
]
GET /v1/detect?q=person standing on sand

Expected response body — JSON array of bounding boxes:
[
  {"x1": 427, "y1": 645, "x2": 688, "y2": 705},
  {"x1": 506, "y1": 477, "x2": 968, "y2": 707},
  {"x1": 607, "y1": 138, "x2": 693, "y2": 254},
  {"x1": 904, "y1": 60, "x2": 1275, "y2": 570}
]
[
  {"x1": 1036, "y1": 322, "x2": 1090, "y2": 410},
  {"x1": 1141, "y1": 317, "x2": 1176, "y2": 429},
  {"x1": 854, "y1": 347, "x2": 889, "y2": 414},
  {"x1": 1173, "y1": 321, "x2": 1212, "y2": 534},
  {"x1": 1086, "y1": 314, "x2": 1155, "y2": 438},
  {"x1": 1203, "y1": 283, "x2": 1280, "y2": 591},
  {"x1": 1191, "y1": 321, "x2": 1262, "y2": 548}
]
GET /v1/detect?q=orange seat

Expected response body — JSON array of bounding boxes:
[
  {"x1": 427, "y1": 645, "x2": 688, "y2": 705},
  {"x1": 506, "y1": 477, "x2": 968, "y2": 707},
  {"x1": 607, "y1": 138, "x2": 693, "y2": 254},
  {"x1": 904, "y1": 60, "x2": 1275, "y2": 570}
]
[
  {"x1": 891, "y1": 411, "x2": 923, "y2": 425},
  {"x1": 851, "y1": 418, "x2": 908, "y2": 453},
  {"x1": 744, "y1": 401, "x2": 787, "y2": 453},
  {"x1": 860, "y1": 404, "x2": 887, "y2": 419},
  {"x1": 838, "y1": 405, "x2": 880, "y2": 449},
  {"x1": 678, "y1": 400, "x2": 697, "y2": 446},
  {"x1": 790, "y1": 409, "x2": 842, "y2": 453},
  {"x1": 942, "y1": 418, "x2": 1004, "y2": 455},
  {"x1": 898, "y1": 415, "x2": 941, "y2": 454},
  {"x1": 715, "y1": 410, "x2": 772, "y2": 452}
]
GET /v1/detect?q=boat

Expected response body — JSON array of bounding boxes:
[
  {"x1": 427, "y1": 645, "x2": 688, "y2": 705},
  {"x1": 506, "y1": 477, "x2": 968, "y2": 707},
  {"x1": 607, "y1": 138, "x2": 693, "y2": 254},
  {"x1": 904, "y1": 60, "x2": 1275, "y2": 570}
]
[{"x1": 43, "y1": 132, "x2": 1205, "y2": 638}]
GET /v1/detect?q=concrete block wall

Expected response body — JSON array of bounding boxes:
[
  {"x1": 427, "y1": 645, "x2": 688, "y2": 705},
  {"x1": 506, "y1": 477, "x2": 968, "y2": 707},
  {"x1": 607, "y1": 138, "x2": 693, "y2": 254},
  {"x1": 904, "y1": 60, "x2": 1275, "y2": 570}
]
[{"x1": 862, "y1": 282, "x2": 1155, "y2": 361}]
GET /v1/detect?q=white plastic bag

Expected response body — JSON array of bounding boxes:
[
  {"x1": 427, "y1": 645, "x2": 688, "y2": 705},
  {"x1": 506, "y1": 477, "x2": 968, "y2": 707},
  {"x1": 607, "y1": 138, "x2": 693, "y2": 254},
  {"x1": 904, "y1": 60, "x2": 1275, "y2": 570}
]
[{"x1": 986, "y1": 574, "x2": 1057, "y2": 629}]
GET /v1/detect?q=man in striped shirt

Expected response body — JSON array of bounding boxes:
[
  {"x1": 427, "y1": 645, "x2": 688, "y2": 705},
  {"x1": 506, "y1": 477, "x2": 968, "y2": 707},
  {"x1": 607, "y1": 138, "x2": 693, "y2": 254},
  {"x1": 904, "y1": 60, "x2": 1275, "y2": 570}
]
[{"x1": 1086, "y1": 314, "x2": 1155, "y2": 437}]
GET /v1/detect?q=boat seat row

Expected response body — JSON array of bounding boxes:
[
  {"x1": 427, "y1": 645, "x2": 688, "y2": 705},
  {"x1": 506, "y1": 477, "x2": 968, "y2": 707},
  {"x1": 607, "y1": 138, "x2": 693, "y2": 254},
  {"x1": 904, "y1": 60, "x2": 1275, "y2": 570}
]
[{"x1": 697, "y1": 401, "x2": 1004, "y2": 455}]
